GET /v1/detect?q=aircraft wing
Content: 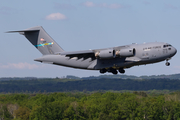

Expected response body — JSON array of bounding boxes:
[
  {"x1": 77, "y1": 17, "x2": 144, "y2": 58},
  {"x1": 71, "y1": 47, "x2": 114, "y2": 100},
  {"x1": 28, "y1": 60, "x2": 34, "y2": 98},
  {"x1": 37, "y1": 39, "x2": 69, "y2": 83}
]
[{"x1": 60, "y1": 50, "x2": 96, "y2": 60}]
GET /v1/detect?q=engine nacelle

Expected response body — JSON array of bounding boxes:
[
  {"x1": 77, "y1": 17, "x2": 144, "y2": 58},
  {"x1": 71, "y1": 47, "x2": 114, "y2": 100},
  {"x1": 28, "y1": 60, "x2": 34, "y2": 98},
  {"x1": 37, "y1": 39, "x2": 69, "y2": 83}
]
[
  {"x1": 95, "y1": 49, "x2": 116, "y2": 59},
  {"x1": 116, "y1": 48, "x2": 135, "y2": 57}
]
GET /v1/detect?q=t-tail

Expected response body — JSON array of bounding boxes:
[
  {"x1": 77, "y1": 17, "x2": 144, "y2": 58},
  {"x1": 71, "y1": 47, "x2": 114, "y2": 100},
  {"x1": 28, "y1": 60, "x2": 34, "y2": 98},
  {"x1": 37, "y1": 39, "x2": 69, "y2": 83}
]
[{"x1": 7, "y1": 26, "x2": 64, "y2": 55}]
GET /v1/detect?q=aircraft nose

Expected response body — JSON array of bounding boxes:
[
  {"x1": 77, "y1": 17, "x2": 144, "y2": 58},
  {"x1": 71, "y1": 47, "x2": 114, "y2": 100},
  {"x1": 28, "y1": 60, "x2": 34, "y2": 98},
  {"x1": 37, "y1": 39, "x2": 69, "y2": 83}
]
[{"x1": 172, "y1": 47, "x2": 177, "y2": 56}]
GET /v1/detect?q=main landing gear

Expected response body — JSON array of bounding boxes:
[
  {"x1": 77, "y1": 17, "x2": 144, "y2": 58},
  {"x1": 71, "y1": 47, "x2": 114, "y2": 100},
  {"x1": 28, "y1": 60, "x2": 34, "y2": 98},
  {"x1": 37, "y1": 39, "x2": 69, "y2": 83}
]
[
  {"x1": 99, "y1": 68, "x2": 125, "y2": 75},
  {"x1": 119, "y1": 68, "x2": 125, "y2": 74},
  {"x1": 165, "y1": 58, "x2": 170, "y2": 66},
  {"x1": 100, "y1": 68, "x2": 107, "y2": 74}
]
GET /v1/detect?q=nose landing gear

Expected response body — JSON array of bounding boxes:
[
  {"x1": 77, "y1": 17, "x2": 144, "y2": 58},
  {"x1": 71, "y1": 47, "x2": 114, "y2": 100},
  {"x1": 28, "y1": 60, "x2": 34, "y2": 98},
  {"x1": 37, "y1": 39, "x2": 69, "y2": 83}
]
[
  {"x1": 165, "y1": 58, "x2": 171, "y2": 66},
  {"x1": 165, "y1": 62, "x2": 170, "y2": 66}
]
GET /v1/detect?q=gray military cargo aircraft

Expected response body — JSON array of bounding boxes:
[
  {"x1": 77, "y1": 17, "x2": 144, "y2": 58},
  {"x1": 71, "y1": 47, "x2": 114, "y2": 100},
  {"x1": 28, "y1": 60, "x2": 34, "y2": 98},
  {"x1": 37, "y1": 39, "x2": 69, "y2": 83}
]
[{"x1": 8, "y1": 26, "x2": 177, "y2": 74}]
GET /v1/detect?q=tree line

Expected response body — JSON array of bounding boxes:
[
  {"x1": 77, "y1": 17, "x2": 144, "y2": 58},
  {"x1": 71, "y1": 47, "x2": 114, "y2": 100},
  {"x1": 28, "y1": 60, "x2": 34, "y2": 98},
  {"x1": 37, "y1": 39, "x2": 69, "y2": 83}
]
[{"x1": 0, "y1": 78, "x2": 180, "y2": 93}]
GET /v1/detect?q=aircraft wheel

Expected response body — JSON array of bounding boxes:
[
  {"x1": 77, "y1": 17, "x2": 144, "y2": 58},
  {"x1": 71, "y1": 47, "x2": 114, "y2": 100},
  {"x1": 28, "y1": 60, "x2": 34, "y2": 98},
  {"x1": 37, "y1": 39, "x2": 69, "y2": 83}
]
[
  {"x1": 112, "y1": 70, "x2": 118, "y2": 75},
  {"x1": 166, "y1": 62, "x2": 170, "y2": 66},
  {"x1": 119, "y1": 69, "x2": 125, "y2": 74},
  {"x1": 100, "y1": 68, "x2": 107, "y2": 74}
]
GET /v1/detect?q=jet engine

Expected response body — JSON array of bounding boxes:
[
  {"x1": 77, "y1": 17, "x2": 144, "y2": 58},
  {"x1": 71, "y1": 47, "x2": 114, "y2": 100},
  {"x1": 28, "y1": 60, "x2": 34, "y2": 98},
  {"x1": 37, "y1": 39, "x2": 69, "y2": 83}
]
[
  {"x1": 95, "y1": 49, "x2": 116, "y2": 59},
  {"x1": 116, "y1": 48, "x2": 135, "y2": 57},
  {"x1": 95, "y1": 48, "x2": 135, "y2": 59}
]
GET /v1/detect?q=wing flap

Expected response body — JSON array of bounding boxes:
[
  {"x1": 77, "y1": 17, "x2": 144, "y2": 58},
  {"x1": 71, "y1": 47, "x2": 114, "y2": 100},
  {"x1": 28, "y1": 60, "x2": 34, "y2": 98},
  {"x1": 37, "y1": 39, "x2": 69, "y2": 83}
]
[
  {"x1": 60, "y1": 50, "x2": 96, "y2": 61},
  {"x1": 60, "y1": 50, "x2": 94, "y2": 55}
]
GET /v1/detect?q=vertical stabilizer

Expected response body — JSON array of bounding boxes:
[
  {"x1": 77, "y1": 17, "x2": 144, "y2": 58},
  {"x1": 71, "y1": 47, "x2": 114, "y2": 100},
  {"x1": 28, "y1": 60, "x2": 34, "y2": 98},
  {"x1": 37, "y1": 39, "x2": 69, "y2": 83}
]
[{"x1": 8, "y1": 26, "x2": 64, "y2": 55}]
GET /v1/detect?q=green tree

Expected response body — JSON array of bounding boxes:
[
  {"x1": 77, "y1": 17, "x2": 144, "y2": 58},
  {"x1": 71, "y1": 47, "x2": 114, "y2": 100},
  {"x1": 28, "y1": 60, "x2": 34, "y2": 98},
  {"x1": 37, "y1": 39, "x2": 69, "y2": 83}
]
[
  {"x1": 14, "y1": 107, "x2": 30, "y2": 120},
  {"x1": 30, "y1": 101, "x2": 67, "y2": 120},
  {"x1": 0, "y1": 104, "x2": 13, "y2": 120}
]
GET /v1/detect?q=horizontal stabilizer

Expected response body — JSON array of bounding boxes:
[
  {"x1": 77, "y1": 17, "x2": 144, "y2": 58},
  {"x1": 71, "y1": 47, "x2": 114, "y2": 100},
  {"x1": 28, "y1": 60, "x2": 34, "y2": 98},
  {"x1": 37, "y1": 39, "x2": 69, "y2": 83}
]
[{"x1": 6, "y1": 30, "x2": 39, "y2": 33}]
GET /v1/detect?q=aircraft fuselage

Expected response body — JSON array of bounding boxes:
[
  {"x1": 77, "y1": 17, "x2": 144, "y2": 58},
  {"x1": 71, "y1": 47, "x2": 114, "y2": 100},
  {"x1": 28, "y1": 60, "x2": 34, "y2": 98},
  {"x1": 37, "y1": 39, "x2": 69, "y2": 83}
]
[
  {"x1": 9, "y1": 26, "x2": 177, "y2": 74},
  {"x1": 34, "y1": 42, "x2": 177, "y2": 73}
]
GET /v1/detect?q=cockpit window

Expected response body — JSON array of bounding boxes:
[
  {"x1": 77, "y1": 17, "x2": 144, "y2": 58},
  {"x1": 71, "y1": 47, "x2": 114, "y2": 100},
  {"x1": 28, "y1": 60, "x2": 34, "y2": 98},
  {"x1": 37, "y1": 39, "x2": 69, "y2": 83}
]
[
  {"x1": 163, "y1": 45, "x2": 167, "y2": 48},
  {"x1": 163, "y1": 44, "x2": 172, "y2": 48}
]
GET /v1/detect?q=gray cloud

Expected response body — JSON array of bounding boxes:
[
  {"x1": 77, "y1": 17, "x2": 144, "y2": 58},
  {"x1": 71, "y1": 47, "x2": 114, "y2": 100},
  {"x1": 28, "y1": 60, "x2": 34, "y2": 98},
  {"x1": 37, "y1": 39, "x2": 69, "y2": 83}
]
[
  {"x1": 82, "y1": 1, "x2": 123, "y2": 9},
  {"x1": 0, "y1": 6, "x2": 15, "y2": 15},
  {"x1": 142, "y1": 1, "x2": 151, "y2": 5},
  {"x1": 54, "y1": 3, "x2": 76, "y2": 10},
  {"x1": 164, "y1": 3, "x2": 178, "y2": 10},
  {"x1": 82, "y1": 1, "x2": 95, "y2": 7},
  {"x1": 0, "y1": 63, "x2": 41, "y2": 69}
]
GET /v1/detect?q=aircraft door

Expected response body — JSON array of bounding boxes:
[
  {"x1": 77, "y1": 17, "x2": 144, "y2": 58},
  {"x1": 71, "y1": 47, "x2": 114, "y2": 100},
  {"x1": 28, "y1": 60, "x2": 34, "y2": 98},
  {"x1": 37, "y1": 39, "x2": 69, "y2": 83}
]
[
  {"x1": 142, "y1": 52, "x2": 149, "y2": 59},
  {"x1": 163, "y1": 45, "x2": 168, "y2": 54},
  {"x1": 142, "y1": 47, "x2": 150, "y2": 60}
]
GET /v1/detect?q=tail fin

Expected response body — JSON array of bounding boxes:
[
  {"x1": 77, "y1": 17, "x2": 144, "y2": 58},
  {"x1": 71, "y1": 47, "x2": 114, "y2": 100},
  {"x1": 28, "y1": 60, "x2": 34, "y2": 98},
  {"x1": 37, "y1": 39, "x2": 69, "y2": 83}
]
[{"x1": 8, "y1": 26, "x2": 64, "y2": 55}]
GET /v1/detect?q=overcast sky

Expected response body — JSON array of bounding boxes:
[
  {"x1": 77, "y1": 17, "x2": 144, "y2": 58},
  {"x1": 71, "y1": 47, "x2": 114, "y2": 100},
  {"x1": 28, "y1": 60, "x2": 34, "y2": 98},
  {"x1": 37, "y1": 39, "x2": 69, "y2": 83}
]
[{"x1": 0, "y1": 0, "x2": 180, "y2": 78}]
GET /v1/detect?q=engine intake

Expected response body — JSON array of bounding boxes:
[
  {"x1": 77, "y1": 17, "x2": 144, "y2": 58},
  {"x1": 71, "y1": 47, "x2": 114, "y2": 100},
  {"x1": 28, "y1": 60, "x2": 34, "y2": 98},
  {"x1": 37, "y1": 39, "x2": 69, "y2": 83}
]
[
  {"x1": 95, "y1": 49, "x2": 116, "y2": 59},
  {"x1": 116, "y1": 48, "x2": 135, "y2": 57}
]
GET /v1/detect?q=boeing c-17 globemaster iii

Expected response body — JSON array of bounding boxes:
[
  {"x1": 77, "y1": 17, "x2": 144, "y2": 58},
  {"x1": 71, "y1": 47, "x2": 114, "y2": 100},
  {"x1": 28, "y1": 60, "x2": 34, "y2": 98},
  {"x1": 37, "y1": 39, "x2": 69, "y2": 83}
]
[{"x1": 8, "y1": 26, "x2": 177, "y2": 74}]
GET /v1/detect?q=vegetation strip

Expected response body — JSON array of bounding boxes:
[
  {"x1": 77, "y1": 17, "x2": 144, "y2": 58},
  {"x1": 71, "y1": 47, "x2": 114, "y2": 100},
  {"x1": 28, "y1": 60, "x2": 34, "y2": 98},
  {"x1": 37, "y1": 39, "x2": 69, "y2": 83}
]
[
  {"x1": 1, "y1": 92, "x2": 180, "y2": 119},
  {"x1": 0, "y1": 78, "x2": 180, "y2": 93}
]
